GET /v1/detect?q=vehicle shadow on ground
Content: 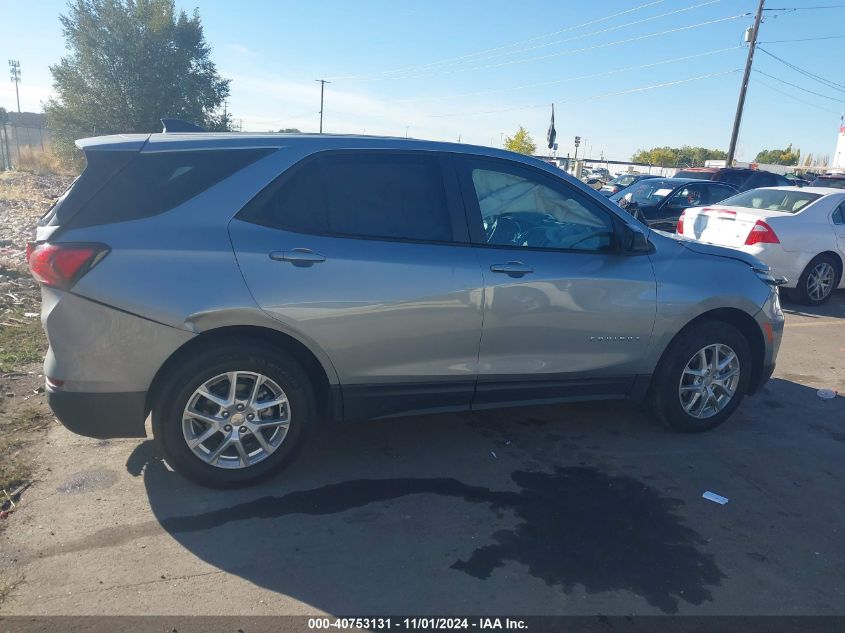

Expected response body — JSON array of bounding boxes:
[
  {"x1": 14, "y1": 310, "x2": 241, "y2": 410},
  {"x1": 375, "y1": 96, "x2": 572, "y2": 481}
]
[
  {"x1": 128, "y1": 378, "x2": 843, "y2": 615},
  {"x1": 781, "y1": 289, "x2": 845, "y2": 319}
]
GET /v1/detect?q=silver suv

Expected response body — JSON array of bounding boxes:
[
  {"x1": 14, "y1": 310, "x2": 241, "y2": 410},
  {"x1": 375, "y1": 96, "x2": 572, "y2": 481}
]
[{"x1": 30, "y1": 131, "x2": 784, "y2": 487}]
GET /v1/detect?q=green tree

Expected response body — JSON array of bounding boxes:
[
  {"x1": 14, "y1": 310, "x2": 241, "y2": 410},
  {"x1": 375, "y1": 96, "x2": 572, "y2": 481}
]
[
  {"x1": 504, "y1": 127, "x2": 537, "y2": 155},
  {"x1": 277, "y1": 128, "x2": 302, "y2": 133},
  {"x1": 45, "y1": 0, "x2": 230, "y2": 161},
  {"x1": 754, "y1": 144, "x2": 801, "y2": 166},
  {"x1": 631, "y1": 146, "x2": 726, "y2": 167}
]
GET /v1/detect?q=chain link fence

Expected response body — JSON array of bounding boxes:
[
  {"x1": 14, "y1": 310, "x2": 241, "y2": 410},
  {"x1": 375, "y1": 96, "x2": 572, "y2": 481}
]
[{"x1": 0, "y1": 123, "x2": 54, "y2": 171}]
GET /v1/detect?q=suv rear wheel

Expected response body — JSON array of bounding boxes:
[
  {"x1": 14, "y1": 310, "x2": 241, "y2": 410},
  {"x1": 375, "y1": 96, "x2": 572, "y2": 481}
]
[
  {"x1": 152, "y1": 342, "x2": 314, "y2": 487},
  {"x1": 650, "y1": 321, "x2": 751, "y2": 432}
]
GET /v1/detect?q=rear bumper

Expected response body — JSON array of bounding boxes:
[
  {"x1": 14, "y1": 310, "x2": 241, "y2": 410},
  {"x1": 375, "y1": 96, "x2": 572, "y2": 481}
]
[{"x1": 48, "y1": 388, "x2": 147, "y2": 438}]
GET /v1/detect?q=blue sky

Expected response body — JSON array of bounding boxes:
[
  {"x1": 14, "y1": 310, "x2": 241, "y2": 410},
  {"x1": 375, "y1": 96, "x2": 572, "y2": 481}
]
[{"x1": 2, "y1": 0, "x2": 844, "y2": 162}]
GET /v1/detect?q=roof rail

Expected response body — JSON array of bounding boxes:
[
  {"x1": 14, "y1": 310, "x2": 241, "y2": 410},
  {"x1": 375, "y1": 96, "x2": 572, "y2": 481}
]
[{"x1": 160, "y1": 118, "x2": 207, "y2": 133}]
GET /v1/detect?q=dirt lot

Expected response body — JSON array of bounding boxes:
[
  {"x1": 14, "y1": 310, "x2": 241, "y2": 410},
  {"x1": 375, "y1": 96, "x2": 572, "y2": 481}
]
[
  {"x1": 0, "y1": 172, "x2": 843, "y2": 617},
  {"x1": 0, "y1": 172, "x2": 73, "y2": 501}
]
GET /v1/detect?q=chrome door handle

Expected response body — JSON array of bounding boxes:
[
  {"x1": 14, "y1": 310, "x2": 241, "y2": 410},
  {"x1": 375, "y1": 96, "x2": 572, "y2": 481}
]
[
  {"x1": 490, "y1": 261, "x2": 534, "y2": 277},
  {"x1": 269, "y1": 248, "x2": 326, "y2": 265}
]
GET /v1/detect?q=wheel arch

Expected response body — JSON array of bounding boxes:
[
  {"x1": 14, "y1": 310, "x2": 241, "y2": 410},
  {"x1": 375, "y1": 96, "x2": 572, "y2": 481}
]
[
  {"x1": 145, "y1": 325, "x2": 342, "y2": 424},
  {"x1": 647, "y1": 307, "x2": 765, "y2": 399},
  {"x1": 814, "y1": 250, "x2": 843, "y2": 277}
]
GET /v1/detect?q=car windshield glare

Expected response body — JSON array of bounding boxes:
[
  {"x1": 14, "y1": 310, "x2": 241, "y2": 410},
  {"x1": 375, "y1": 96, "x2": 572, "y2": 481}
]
[
  {"x1": 717, "y1": 188, "x2": 822, "y2": 213},
  {"x1": 611, "y1": 179, "x2": 677, "y2": 205}
]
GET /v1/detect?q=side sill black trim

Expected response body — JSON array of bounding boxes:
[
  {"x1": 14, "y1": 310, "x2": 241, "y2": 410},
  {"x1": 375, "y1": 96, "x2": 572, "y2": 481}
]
[{"x1": 342, "y1": 381, "x2": 475, "y2": 422}]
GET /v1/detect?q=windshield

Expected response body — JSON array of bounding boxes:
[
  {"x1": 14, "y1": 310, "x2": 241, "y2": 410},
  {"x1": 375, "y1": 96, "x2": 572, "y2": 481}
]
[
  {"x1": 716, "y1": 188, "x2": 822, "y2": 213},
  {"x1": 610, "y1": 178, "x2": 678, "y2": 205},
  {"x1": 610, "y1": 174, "x2": 638, "y2": 187}
]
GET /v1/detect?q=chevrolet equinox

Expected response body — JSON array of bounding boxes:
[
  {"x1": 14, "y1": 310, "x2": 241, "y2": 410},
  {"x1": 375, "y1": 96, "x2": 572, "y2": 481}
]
[{"x1": 30, "y1": 131, "x2": 784, "y2": 487}]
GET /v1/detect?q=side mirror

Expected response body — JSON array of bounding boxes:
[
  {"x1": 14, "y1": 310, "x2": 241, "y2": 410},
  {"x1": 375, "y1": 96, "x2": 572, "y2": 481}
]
[{"x1": 622, "y1": 224, "x2": 651, "y2": 253}]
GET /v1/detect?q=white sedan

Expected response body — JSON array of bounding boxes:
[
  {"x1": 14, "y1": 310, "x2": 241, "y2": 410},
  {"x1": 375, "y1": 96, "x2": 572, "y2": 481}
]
[{"x1": 676, "y1": 187, "x2": 845, "y2": 305}]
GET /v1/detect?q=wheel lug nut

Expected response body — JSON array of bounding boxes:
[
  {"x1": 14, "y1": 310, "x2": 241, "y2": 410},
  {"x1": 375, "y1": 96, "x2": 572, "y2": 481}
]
[
  {"x1": 223, "y1": 424, "x2": 232, "y2": 432},
  {"x1": 236, "y1": 404, "x2": 244, "y2": 411},
  {"x1": 247, "y1": 414, "x2": 254, "y2": 421},
  {"x1": 239, "y1": 426, "x2": 247, "y2": 434},
  {"x1": 222, "y1": 411, "x2": 229, "y2": 418}
]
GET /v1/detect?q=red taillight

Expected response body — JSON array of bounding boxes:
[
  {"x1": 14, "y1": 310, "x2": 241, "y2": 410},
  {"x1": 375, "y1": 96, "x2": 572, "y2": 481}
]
[
  {"x1": 676, "y1": 212, "x2": 685, "y2": 234},
  {"x1": 28, "y1": 243, "x2": 108, "y2": 289},
  {"x1": 744, "y1": 220, "x2": 780, "y2": 246}
]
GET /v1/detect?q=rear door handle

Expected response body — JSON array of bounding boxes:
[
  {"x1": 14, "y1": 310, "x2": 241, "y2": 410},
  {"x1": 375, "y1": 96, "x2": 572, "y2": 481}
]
[
  {"x1": 490, "y1": 261, "x2": 534, "y2": 277},
  {"x1": 269, "y1": 248, "x2": 326, "y2": 266}
]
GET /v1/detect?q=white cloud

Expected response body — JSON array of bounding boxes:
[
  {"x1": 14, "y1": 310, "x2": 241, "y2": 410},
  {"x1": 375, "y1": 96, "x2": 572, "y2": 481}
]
[
  {"x1": 222, "y1": 70, "x2": 520, "y2": 146},
  {"x1": 0, "y1": 82, "x2": 53, "y2": 113},
  {"x1": 226, "y1": 44, "x2": 257, "y2": 57}
]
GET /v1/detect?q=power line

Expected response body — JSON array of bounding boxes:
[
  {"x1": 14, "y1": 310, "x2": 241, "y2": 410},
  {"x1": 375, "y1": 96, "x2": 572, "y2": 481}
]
[
  {"x1": 753, "y1": 69, "x2": 845, "y2": 102},
  {"x1": 758, "y1": 34, "x2": 845, "y2": 43},
  {"x1": 402, "y1": 0, "x2": 724, "y2": 76},
  {"x1": 757, "y1": 47, "x2": 845, "y2": 92},
  {"x1": 388, "y1": 46, "x2": 741, "y2": 104},
  {"x1": 753, "y1": 78, "x2": 842, "y2": 115},
  {"x1": 763, "y1": 4, "x2": 845, "y2": 10},
  {"x1": 369, "y1": 14, "x2": 749, "y2": 82},
  {"x1": 428, "y1": 69, "x2": 740, "y2": 118},
  {"x1": 328, "y1": 0, "x2": 668, "y2": 81}
]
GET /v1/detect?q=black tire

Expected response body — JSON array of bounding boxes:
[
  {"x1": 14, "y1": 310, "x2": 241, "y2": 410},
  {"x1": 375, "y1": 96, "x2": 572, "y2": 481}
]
[
  {"x1": 152, "y1": 341, "x2": 315, "y2": 488},
  {"x1": 791, "y1": 254, "x2": 841, "y2": 306},
  {"x1": 650, "y1": 320, "x2": 752, "y2": 432}
]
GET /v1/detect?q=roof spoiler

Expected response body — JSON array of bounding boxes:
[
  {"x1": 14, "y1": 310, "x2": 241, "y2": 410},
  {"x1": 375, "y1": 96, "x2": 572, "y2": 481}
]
[{"x1": 161, "y1": 118, "x2": 206, "y2": 133}]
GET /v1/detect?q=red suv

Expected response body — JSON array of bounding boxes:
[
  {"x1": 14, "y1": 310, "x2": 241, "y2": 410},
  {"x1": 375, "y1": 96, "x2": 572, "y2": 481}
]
[{"x1": 674, "y1": 167, "x2": 791, "y2": 192}]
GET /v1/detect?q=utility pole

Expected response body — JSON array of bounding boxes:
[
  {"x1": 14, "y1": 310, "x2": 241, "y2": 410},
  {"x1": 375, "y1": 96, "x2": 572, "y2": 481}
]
[
  {"x1": 727, "y1": 0, "x2": 765, "y2": 166},
  {"x1": 9, "y1": 60, "x2": 21, "y2": 113},
  {"x1": 315, "y1": 79, "x2": 330, "y2": 133}
]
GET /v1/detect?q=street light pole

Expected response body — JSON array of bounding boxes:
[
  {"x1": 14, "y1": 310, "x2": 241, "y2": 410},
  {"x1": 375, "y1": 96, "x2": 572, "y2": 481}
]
[
  {"x1": 315, "y1": 79, "x2": 330, "y2": 134},
  {"x1": 8, "y1": 60, "x2": 21, "y2": 113},
  {"x1": 726, "y1": 0, "x2": 765, "y2": 165}
]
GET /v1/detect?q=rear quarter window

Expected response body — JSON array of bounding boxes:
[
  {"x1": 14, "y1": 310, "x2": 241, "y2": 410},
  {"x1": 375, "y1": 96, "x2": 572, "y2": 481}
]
[
  {"x1": 238, "y1": 151, "x2": 455, "y2": 243},
  {"x1": 64, "y1": 148, "x2": 274, "y2": 229}
]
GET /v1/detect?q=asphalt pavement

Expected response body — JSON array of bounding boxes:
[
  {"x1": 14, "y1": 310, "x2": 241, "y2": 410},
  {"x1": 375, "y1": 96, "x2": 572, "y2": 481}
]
[{"x1": 1, "y1": 292, "x2": 843, "y2": 616}]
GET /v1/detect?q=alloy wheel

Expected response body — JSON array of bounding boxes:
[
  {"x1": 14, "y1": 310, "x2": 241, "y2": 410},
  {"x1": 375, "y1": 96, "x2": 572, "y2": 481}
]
[
  {"x1": 807, "y1": 262, "x2": 835, "y2": 302},
  {"x1": 678, "y1": 344, "x2": 741, "y2": 419},
  {"x1": 182, "y1": 371, "x2": 290, "y2": 469}
]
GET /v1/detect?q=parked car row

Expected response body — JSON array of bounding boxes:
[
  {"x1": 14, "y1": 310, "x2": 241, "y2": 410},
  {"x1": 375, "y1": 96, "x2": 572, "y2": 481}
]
[
  {"x1": 610, "y1": 178, "x2": 738, "y2": 232},
  {"x1": 677, "y1": 187, "x2": 845, "y2": 305},
  {"x1": 603, "y1": 168, "x2": 845, "y2": 305}
]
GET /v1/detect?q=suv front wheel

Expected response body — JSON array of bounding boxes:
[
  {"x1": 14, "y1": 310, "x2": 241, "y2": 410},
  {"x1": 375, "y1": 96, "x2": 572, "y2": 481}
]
[
  {"x1": 152, "y1": 342, "x2": 315, "y2": 487},
  {"x1": 650, "y1": 321, "x2": 751, "y2": 432}
]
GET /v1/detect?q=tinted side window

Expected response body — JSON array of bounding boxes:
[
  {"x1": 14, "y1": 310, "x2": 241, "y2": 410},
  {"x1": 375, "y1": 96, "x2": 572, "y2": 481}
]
[
  {"x1": 706, "y1": 185, "x2": 736, "y2": 204},
  {"x1": 463, "y1": 159, "x2": 615, "y2": 252},
  {"x1": 717, "y1": 172, "x2": 745, "y2": 188},
  {"x1": 833, "y1": 202, "x2": 845, "y2": 225},
  {"x1": 667, "y1": 184, "x2": 707, "y2": 208},
  {"x1": 239, "y1": 152, "x2": 453, "y2": 242},
  {"x1": 67, "y1": 149, "x2": 274, "y2": 228}
]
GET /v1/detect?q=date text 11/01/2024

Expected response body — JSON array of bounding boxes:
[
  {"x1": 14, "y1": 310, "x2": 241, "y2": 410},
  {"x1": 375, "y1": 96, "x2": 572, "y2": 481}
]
[{"x1": 307, "y1": 618, "x2": 528, "y2": 630}]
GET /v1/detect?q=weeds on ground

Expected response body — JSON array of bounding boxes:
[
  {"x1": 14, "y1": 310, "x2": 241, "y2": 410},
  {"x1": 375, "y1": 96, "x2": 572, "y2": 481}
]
[
  {"x1": 0, "y1": 407, "x2": 48, "y2": 492},
  {"x1": 15, "y1": 147, "x2": 75, "y2": 176},
  {"x1": 0, "y1": 308, "x2": 44, "y2": 373}
]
